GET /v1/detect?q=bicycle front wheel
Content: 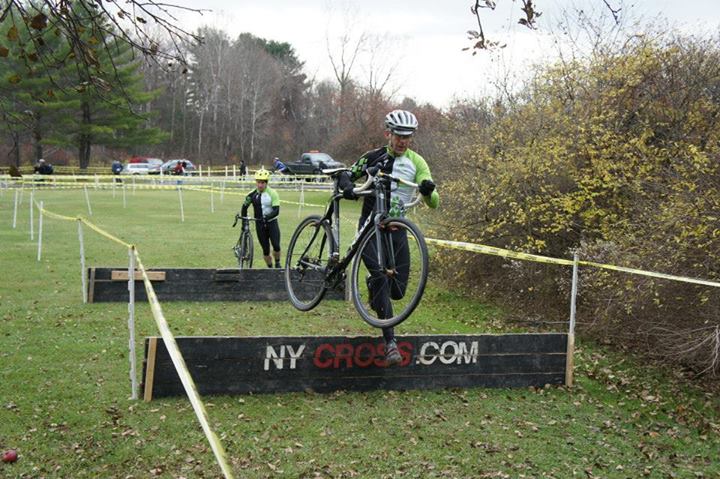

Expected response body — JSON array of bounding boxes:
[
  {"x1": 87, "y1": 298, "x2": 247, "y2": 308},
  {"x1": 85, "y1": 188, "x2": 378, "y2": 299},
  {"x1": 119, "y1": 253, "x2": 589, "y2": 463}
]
[
  {"x1": 234, "y1": 230, "x2": 254, "y2": 269},
  {"x1": 285, "y1": 215, "x2": 333, "y2": 311},
  {"x1": 240, "y1": 230, "x2": 253, "y2": 269},
  {"x1": 350, "y1": 217, "x2": 429, "y2": 328}
]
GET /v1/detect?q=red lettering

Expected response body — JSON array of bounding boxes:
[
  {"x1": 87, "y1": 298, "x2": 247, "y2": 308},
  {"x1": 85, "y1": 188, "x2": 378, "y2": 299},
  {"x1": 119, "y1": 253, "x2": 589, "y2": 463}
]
[
  {"x1": 313, "y1": 343, "x2": 334, "y2": 368},
  {"x1": 374, "y1": 343, "x2": 386, "y2": 367},
  {"x1": 313, "y1": 341, "x2": 415, "y2": 369},
  {"x1": 398, "y1": 341, "x2": 413, "y2": 367},
  {"x1": 354, "y1": 343, "x2": 375, "y2": 368},
  {"x1": 334, "y1": 343, "x2": 354, "y2": 368}
]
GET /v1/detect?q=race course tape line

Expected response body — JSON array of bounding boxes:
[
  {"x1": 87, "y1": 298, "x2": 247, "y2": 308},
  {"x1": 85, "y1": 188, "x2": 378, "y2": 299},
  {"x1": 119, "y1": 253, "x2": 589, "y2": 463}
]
[
  {"x1": 33, "y1": 204, "x2": 235, "y2": 478},
  {"x1": 133, "y1": 249, "x2": 234, "y2": 479},
  {"x1": 425, "y1": 238, "x2": 720, "y2": 289}
]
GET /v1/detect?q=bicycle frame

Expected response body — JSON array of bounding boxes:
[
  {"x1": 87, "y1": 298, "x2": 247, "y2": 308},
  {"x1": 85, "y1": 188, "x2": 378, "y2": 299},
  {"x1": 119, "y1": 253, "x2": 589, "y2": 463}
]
[{"x1": 316, "y1": 170, "x2": 421, "y2": 286}]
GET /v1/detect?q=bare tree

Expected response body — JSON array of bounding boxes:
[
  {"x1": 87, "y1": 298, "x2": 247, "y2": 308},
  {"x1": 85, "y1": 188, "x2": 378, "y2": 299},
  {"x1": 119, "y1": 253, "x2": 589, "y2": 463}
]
[
  {"x1": 360, "y1": 33, "x2": 402, "y2": 102},
  {"x1": 325, "y1": 2, "x2": 367, "y2": 115}
]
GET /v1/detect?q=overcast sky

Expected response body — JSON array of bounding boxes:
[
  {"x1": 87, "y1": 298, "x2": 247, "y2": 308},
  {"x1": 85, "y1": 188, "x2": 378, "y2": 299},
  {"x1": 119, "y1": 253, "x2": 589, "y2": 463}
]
[{"x1": 170, "y1": 0, "x2": 720, "y2": 107}]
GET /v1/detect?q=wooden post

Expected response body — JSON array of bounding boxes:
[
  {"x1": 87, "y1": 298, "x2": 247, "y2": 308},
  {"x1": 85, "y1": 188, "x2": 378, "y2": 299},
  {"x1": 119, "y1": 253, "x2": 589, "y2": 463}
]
[
  {"x1": 84, "y1": 185, "x2": 93, "y2": 216},
  {"x1": 79, "y1": 221, "x2": 87, "y2": 304},
  {"x1": 37, "y1": 200, "x2": 44, "y2": 261},
  {"x1": 128, "y1": 247, "x2": 138, "y2": 400},
  {"x1": 565, "y1": 252, "x2": 579, "y2": 387}
]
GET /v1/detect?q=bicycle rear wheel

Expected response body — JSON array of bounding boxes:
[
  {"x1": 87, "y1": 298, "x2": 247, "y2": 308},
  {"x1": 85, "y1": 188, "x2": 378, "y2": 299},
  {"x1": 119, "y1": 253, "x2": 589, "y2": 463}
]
[
  {"x1": 285, "y1": 215, "x2": 333, "y2": 311},
  {"x1": 350, "y1": 217, "x2": 429, "y2": 328}
]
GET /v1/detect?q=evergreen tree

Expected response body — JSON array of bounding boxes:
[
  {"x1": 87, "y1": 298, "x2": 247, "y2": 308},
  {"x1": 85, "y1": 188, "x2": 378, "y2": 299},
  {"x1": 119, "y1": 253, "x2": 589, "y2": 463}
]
[{"x1": 0, "y1": 1, "x2": 167, "y2": 168}]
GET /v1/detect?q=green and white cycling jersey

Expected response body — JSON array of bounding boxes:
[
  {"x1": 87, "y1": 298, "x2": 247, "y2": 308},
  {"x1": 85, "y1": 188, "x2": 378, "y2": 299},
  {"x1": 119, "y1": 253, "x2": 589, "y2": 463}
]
[
  {"x1": 241, "y1": 186, "x2": 280, "y2": 221},
  {"x1": 347, "y1": 146, "x2": 439, "y2": 221}
]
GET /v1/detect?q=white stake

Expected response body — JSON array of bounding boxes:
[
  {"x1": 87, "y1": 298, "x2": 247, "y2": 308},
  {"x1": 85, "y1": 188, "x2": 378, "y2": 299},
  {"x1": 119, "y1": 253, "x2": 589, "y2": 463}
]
[
  {"x1": 94, "y1": 174, "x2": 99, "y2": 190},
  {"x1": 84, "y1": 185, "x2": 93, "y2": 216},
  {"x1": 30, "y1": 189, "x2": 34, "y2": 240},
  {"x1": 199, "y1": 164, "x2": 202, "y2": 176},
  {"x1": 12, "y1": 188, "x2": 18, "y2": 228},
  {"x1": 178, "y1": 186, "x2": 185, "y2": 222},
  {"x1": 298, "y1": 181, "x2": 305, "y2": 218},
  {"x1": 210, "y1": 186, "x2": 215, "y2": 213},
  {"x1": 132, "y1": 176, "x2": 136, "y2": 195},
  {"x1": 112, "y1": 179, "x2": 116, "y2": 198},
  {"x1": 122, "y1": 183, "x2": 127, "y2": 208},
  {"x1": 128, "y1": 247, "x2": 138, "y2": 400},
  {"x1": 225, "y1": 165, "x2": 228, "y2": 178},
  {"x1": 37, "y1": 201, "x2": 44, "y2": 261},
  {"x1": 233, "y1": 165, "x2": 237, "y2": 180},
  {"x1": 565, "y1": 252, "x2": 579, "y2": 387},
  {"x1": 78, "y1": 221, "x2": 87, "y2": 303}
]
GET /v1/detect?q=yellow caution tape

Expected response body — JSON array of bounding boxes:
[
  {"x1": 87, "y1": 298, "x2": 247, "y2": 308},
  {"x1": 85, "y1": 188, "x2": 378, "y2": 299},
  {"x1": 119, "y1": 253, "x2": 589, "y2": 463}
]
[
  {"x1": 133, "y1": 249, "x2": 235, "y2": 479},
  {"x1": 425, "y1": 237, "x2": 720, "y2": 288},
  {"x1": 34, "y1": 202, "x2": 133, "y2": 249},
  {"x1": 577, "y1": 259, "x2": 720, "y2": 288},
  {"x1": 78, "y1": 217, "x2": 133, "y2": 249},
  {"x1": 426, "y1": 238, "x2": 575, "y2": 266},
  {"x1": 37, "y1": 208, "x2": 77, "y2": 222},
  {"x1": 32, "y1": 202, "x2": 234, "y2": 477}
]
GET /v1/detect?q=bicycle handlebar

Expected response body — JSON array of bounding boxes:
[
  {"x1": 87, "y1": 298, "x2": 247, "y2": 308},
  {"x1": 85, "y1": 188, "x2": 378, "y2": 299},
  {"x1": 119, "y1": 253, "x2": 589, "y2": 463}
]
[
  {"x1": 326, "y1": 167, "x2": 423, "y2": 208},
  {"x1": 354, "y1": 171, "x2": 422, "y2": 206},
  {"x1": 232, "y1": 214, "x2": 259, "y2": 227}
]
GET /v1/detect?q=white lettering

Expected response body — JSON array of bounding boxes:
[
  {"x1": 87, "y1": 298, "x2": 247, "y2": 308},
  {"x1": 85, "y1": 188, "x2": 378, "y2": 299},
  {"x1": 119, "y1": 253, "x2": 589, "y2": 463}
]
[
  {"x1": 264, "y1": 344, "x2": 306, "y2": 370},
  {"x1": 440, "y1": 341, "x2": 459, "y2": 364},
  {"x1": 285, "y1": 344, "x2": 305, "y2": 369},
  {"x1": 417, "y1": 341, "x2": 439, "y2": 365},
  {"x1": 417, "y1": 340, "x2": 479, "y2": 366},
  {"x1": 264, "y1": 345, "x2": 285, "y2": 371},
  {"x1": 457, "y1": 341, "x2": 478, "y2": 364}
]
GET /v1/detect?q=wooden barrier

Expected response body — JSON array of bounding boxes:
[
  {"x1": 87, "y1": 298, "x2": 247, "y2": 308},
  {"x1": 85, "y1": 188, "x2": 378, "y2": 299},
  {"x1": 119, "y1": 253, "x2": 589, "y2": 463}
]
[
  {"x1": 87, "y1": 267, "x2": 345, "y2": 302},
  {"x1": 142, "y1": 334, "x2": 567, "y2": 400}
]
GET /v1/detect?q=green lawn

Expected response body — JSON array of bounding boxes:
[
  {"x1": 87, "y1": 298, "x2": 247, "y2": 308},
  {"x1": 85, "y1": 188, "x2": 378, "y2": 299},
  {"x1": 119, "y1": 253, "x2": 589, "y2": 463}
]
[{"x1": 1, "y1": 184, "x2": 718, "y2": 478}]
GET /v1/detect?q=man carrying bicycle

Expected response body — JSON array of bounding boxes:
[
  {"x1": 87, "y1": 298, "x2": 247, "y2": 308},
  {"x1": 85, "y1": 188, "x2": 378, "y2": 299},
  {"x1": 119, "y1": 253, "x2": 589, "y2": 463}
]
[
  {"x1": 241, "y1": 169, "x2": 282, "y2": 268},
  {"x1": 338, "y1": 109, "x2": 439, "y2": 366}
]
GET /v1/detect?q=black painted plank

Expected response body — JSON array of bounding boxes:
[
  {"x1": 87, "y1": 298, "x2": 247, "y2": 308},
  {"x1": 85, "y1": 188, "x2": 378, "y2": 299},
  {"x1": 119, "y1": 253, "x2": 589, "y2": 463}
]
[
  {"x1": 142, "y1": 334, "x2": 568, "y2": 399},
  {"x1": 88, "y1": 267, "x2": 344, "y2": 302}
]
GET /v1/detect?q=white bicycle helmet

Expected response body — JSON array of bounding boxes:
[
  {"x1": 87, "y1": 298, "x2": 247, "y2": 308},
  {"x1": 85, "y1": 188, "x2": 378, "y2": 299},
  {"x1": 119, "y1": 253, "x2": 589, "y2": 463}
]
[{"x1": 384, "y1": 110, "x2": 418, "y2": 136}]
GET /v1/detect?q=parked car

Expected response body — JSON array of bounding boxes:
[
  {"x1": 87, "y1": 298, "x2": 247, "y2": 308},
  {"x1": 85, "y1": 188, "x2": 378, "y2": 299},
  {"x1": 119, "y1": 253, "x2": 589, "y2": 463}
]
[
  {"x1": 122, "y1": 163, "x2": 150, "y2": 175},
  {"x1": 146, "y1": 158, "x2": 164, "y2": 175},
  {"x1": 161, "y1": 159, "x2": 196, "y2": 175},
  {"x1": 285, "y1": 151, "x2": 345, "y2": 175}
]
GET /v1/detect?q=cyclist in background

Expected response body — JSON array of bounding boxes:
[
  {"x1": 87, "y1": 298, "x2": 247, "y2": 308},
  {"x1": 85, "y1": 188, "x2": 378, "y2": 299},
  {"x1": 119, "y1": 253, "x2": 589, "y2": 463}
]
[
  {"x1": 272, "y1": 157, "x2": 288, "y2": 174},
  {"x1": 337, "y1": 109, "x2": 439, "y2": 366},
  {"x1": 241, "y1": 169, "x2": 282, "y2": 268}
]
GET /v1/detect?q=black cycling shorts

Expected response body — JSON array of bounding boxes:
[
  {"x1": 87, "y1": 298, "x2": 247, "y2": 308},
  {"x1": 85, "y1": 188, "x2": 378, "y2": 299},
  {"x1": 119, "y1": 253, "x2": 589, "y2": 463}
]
[{"x1": 256, "y1": 220, "x2": 281, "y2": 256}]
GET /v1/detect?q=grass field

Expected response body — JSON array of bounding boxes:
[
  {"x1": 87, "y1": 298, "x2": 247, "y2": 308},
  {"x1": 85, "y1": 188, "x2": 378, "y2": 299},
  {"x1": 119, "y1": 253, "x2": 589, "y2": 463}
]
[{"x1": 1, "y1": 183, "x2": 719, "y2": 478}]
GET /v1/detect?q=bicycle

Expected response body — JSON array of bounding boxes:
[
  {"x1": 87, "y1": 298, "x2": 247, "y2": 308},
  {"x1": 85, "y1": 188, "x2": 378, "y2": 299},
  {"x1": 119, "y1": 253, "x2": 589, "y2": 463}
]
[
  {"x1": 284, "y1": 167, "x2": 429, "y2": 328},
  {"x1": 232, "y1": 215, "x2": 257, "y2": 269}
]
